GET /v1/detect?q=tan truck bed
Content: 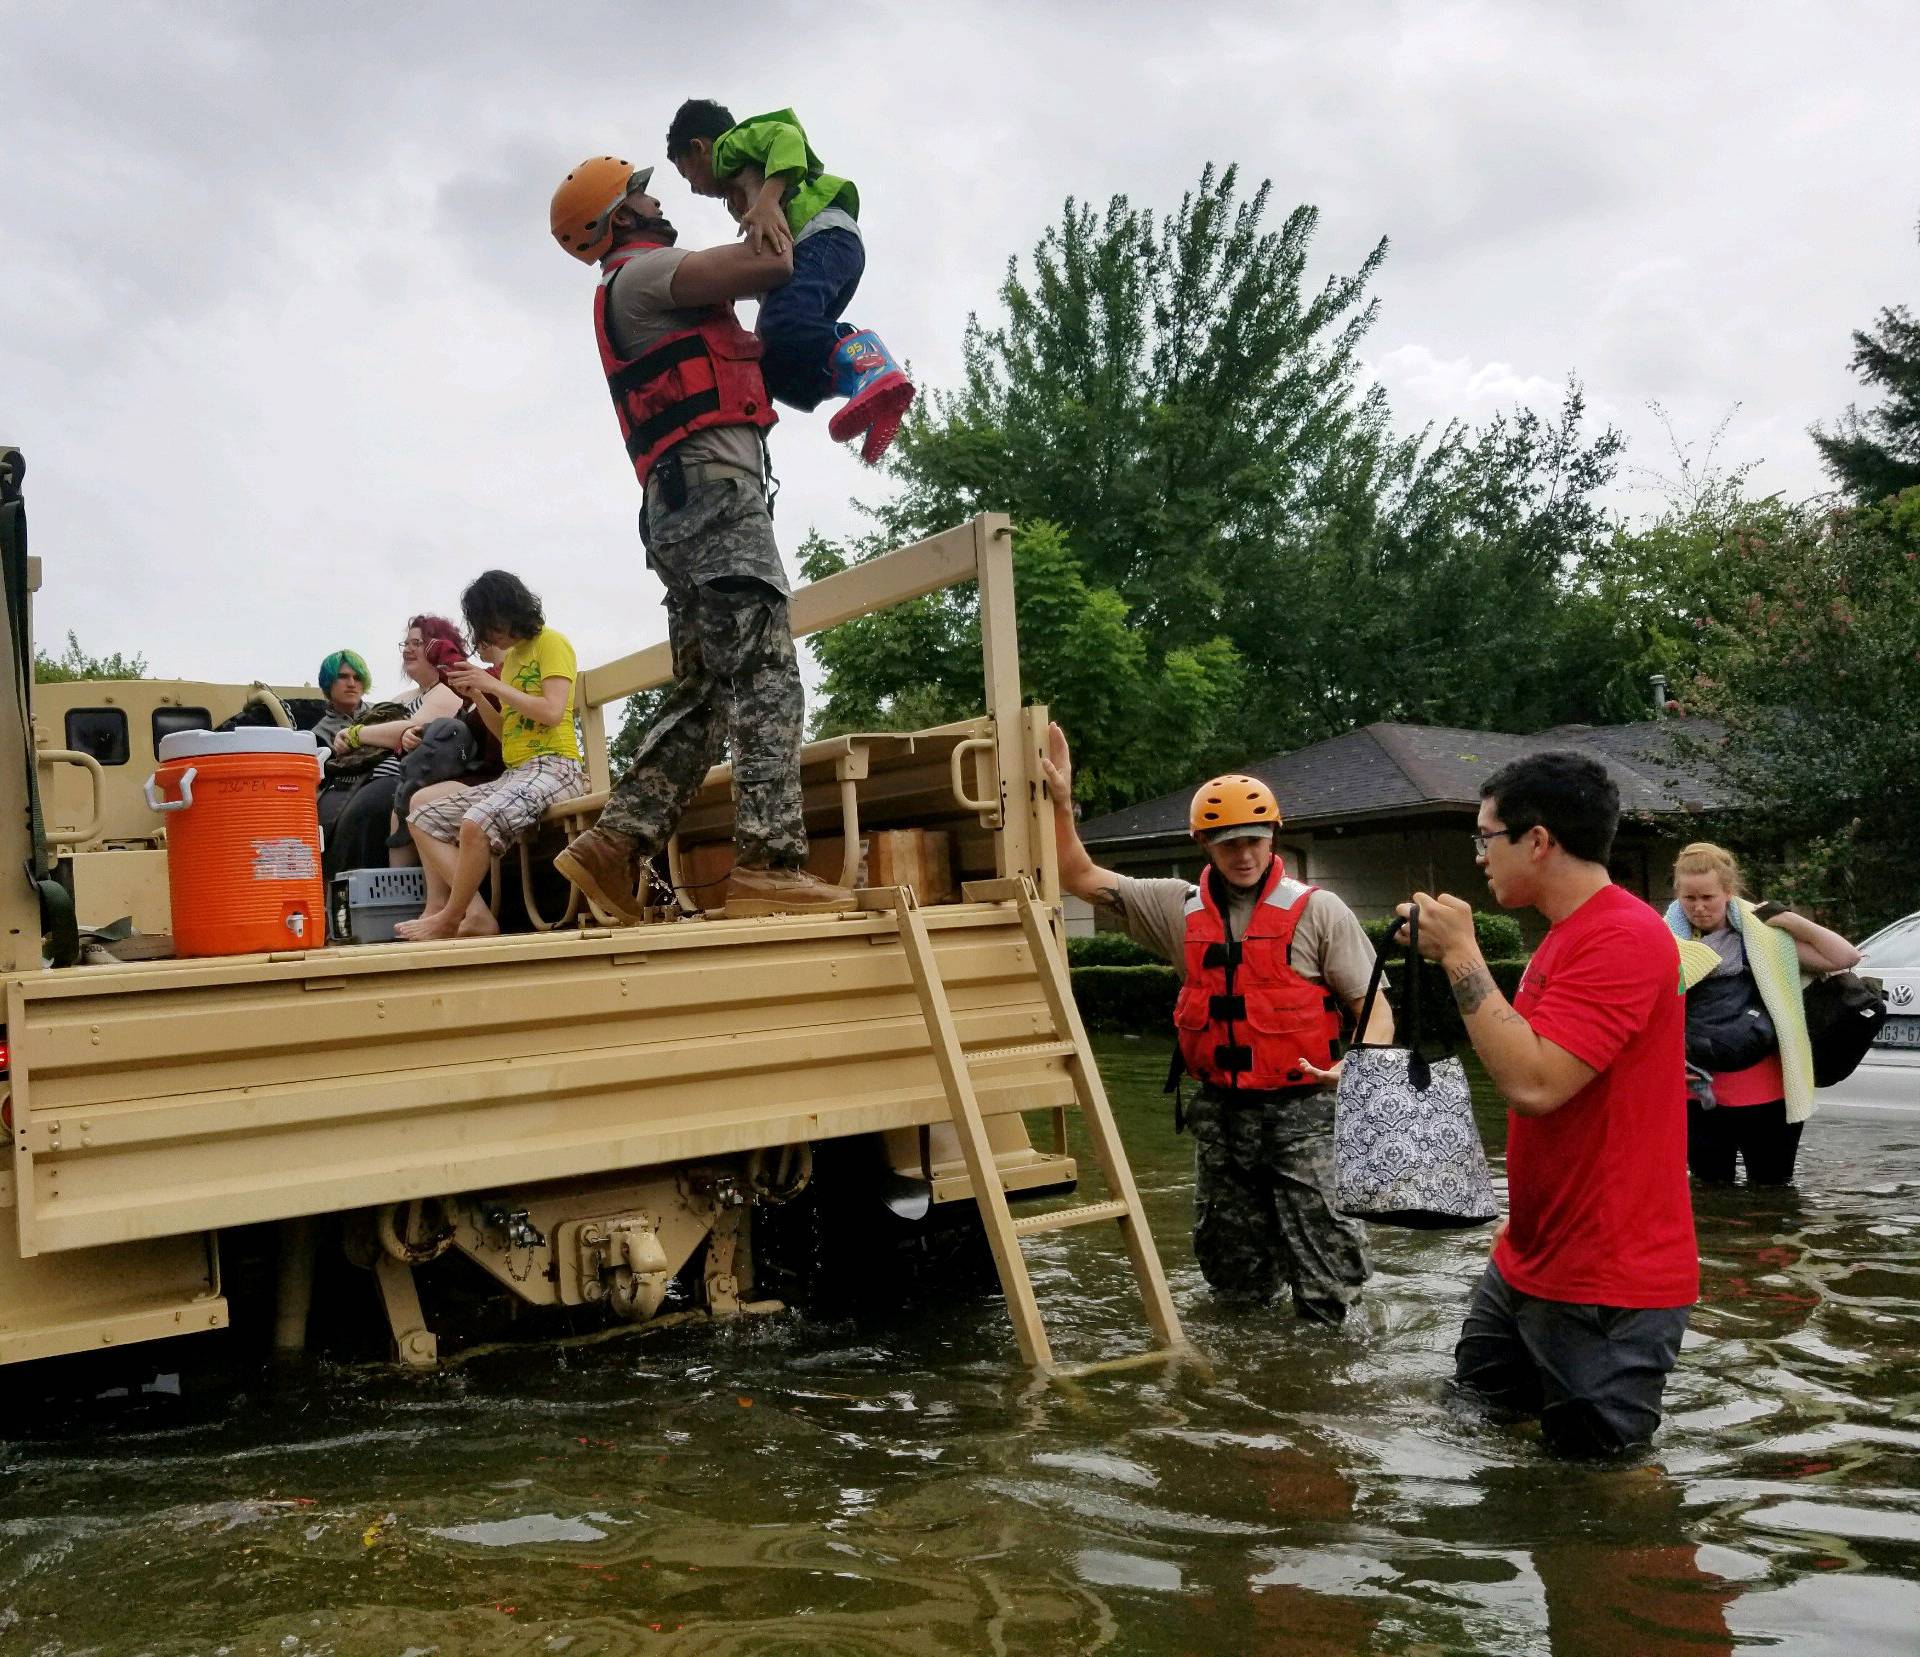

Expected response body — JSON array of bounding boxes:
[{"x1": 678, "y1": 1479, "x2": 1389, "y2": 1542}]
[{"x1": 7, "y1": 899, "x2": 1077, "y2": 1259}]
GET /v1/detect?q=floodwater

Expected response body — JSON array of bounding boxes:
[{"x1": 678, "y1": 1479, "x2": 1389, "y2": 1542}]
[{"x1": 3, "y1": 1038, "x2": 1918, "y2": 1655}]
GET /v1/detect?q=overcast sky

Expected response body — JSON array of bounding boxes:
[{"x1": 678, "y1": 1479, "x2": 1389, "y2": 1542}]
[{"x1": 5, "y1": 1, "x2": 1916, "y2": 697}]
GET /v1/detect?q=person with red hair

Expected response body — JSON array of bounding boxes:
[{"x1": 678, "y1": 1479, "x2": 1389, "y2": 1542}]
[{"x1": 322, "y1": 614, "x2": 471, "y2": 881}]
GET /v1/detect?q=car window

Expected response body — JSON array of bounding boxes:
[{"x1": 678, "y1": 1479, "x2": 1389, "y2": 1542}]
[
  {"x1": 1859, "y1": 914, "x2": 1920, "y2": 971},
  {"x1": 64, "y1": 707, "x2": 129, "y2": 766},
  {"x1": 153, "y1": 707, "x2": 212, "y2": 747}
]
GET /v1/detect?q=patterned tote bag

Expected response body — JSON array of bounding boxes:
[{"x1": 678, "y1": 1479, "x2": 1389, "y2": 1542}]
[{"x1": 1334, "y1": 907, "x2": 1498, "y2": 1229}]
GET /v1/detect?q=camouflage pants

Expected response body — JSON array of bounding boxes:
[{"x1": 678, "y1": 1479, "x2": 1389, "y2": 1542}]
[
  {"x1": 599, "y1": 476, "x2": 808, "y2": 870},
  {"x1": 1187, "y1": 1087, "x2": 1371, "y2": 1324}
]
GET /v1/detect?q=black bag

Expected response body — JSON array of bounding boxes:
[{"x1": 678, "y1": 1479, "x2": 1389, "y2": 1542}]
[
  {"x1": 1802, "y1": 971, "x2": 1889, "y2": 1087},
  {"x1": 386, "y1": 717, "x2": 487, "y2": 847},
  {"x1": 1684, "y1": 969, "x2": 1777, "y2": 1073}
]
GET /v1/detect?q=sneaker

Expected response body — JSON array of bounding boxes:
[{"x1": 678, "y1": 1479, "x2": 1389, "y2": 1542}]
[
  {"x1": 722, "y1": 864, "x2": 858, "y2": 918},
  {"x1": 554, "y1": 826, "x2": 650, "y2": 924}
]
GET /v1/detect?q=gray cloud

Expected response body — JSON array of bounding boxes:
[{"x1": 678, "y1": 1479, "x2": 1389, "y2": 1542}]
[{"x1": 2, "y1": 0, "x2": 1914, "y2": 693}]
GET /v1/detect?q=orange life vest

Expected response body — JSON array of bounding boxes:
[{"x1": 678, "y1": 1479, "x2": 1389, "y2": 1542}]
[
  {"x1": 594, "y1": 245, "x2": 777, "y2": 488},
  {"x1": 1175, "y1": 861, "x2": 1345, "y2": 1092}
]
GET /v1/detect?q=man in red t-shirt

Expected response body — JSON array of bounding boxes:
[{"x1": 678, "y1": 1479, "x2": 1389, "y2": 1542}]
[{"x1": 1400, "y1": 751, "x2": 1697, "y2": 1457}]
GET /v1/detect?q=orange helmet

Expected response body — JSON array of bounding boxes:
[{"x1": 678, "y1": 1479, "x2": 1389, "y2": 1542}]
[
  {"x1": 550, "y1": 156, "x2": 652, "y2": 263},
  {"x1": 1189, "y1": 773, "x2": 1282, "y2": 837}
]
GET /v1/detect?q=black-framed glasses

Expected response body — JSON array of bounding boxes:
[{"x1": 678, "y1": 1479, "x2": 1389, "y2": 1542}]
[{"x1": 1470, "y1": 825, "x2": 1530, "y2": 855}]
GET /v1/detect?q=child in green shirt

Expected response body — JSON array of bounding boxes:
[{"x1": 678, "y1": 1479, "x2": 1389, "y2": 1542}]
[{"x1": 665, "y1": 98, "x2": 914, "y2": 465}]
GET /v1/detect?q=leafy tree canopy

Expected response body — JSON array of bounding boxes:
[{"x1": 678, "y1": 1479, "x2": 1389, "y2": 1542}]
[
  {"x1": 1812, "y1": 217, "x2": 1920, "y2": 504},
  {"x1": 807, "y1": 163, "x2": 1631, "y2": 808},
  {"x1": 1678, "y1": 488, "x2": 1920, "y2": 936},
  {"x1": 34, "y1": 630, "x2": 147, "y2": 683}
]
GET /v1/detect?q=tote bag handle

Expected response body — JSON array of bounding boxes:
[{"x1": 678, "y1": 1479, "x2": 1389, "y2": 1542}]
[{"x1": 1349, "y1": 906, "x2": 1438, "y2": 1091}]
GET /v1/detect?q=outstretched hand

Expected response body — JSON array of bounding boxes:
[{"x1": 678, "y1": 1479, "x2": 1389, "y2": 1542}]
[{"x1": 1040, "y1": 721, "x2": 1073, "y2": 802}]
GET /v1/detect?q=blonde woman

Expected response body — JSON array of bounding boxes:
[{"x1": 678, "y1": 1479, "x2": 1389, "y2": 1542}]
[{"x1": 1666, "y1": 843, "x2": 1860, "y2": 1185}]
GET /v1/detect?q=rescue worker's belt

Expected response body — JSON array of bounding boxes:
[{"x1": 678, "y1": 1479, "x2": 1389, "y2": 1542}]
[
  {"x1": 1196, "y1": 1080, "x2": 1327, "y2": 1108},
  {"x1": 644, "y1": 455, "x2": 764, "y2": 499}
]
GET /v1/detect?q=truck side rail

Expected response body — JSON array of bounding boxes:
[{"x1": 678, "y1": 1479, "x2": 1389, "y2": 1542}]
[{"x1": 559, "y1": 510, "x2": 1056, "y2": 911}]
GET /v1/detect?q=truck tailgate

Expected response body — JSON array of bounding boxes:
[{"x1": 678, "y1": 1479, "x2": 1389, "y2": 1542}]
[{"x1": 8, "y1": 905, "x2": 1077, "y2": 1256}]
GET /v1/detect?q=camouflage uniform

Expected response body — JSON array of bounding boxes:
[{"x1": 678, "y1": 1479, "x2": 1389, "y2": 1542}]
[
  {"x1": 1185, "y1": 1086, "x2": 1371, "y2": 1324},
  {"x1": 597, "y1": 476, "x2": 808, "y2": 869}
]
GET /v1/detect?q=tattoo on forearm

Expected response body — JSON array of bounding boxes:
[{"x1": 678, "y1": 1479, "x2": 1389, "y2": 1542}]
[
  {"x1": 1449, "y1": 964, "x2": 1498, "y2": 1016},
  {"x1": 1091, "y1": 882, "x2": 1128, "y2": 920}
]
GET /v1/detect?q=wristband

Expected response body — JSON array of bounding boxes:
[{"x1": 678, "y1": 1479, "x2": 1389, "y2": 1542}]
[{"x1": 344, "y1": 725, "x2": 363, "y2": 749}]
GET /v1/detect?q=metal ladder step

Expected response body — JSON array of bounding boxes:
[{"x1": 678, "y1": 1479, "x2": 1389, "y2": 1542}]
[
  {"x1": 967, "y1": 1039, "x2": 1077, "y2": 1066},
  {"x1": 1010, "y1": 1199, "x2": 1132, "y2": 1238}
]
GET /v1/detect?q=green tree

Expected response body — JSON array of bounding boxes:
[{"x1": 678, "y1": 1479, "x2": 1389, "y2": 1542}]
[
  {"x1": 33, "y1": 630, "x2": 146, "y2": 683},
  {"x1": 803, "y1": 520, "x2": 1243, "y2": 813},
  {"x1": 1267, "y1": 385, "x2": 1628, "y2": 739},
  {"x1": 873, "y1": 163, "x2": 1399, "y2": 660},
  {"x1": 810, "y1": 164, "x2": 1635, "y2": 808},
  {"x1": 1812, "y1": 219, "x2": 1920, "y2": 503},
  {"x1": 1682, "y1": 488, "x2": 1920, "y2": 936}
]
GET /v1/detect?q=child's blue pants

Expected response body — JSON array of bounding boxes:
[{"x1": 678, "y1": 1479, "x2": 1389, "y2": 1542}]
[{"x1": 756, "y1": 226, "x2": 866, "y2": 411}]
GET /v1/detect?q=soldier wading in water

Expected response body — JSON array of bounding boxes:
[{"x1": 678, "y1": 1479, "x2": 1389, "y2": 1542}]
[
  {"x1": 1043, "y1": 724, "x2": 1392, "y2": 1323},
  {"x1": 547, "y1": 155, "x2": 855, "y2": 920}
]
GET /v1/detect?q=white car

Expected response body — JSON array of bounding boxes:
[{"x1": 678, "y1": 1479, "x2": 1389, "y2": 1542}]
[{"x1": 1820, "y1": 910, "x2": 1920, "y2": 1117}]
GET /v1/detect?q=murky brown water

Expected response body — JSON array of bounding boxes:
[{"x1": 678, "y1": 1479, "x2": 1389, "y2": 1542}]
[{"x1": 3, "y1": 1037, "x2": 1917, "y2": 1654}]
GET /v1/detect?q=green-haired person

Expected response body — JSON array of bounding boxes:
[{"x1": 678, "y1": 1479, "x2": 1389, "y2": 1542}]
[{"x1": 314, "y1": 649, "x2": 370, "y2": 747}]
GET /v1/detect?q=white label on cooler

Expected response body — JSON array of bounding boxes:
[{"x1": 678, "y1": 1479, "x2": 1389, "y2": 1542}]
[{"x1": 251, "y1": 837, "x2": 318, "y2": 881}]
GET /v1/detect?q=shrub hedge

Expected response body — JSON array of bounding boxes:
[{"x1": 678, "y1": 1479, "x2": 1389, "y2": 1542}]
[
  {"x1": 1069, "y1": 957, "x2": 1531, "y2": 1043},
  {"x1": 1362, "y1": 908, "x2": 1524, "y2": 959},
  {"x1": 1065, "y1": 931, "x2": 1160, "y2": 967}
]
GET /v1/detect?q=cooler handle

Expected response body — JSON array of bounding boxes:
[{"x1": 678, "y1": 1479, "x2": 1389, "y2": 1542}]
[{"x1": 144, "y1": 766, "x2": 198, "y2": 814}]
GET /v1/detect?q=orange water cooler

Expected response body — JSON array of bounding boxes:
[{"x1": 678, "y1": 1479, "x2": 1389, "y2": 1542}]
[{"x1": 144, "y1": 729, "x2": 327, "y2": 957}]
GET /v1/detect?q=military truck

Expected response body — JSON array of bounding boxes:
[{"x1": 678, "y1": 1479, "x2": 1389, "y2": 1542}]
[{"x1": 0, "y1": 446, "x2": 1180, "y2": 1379}]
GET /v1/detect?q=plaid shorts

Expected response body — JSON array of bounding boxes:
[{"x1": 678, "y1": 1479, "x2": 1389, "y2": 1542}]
[{"x1": 408, "y1": 755, "x2": 589, "y2": 854}]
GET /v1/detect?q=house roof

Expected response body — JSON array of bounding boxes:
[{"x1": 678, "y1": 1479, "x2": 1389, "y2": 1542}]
[{"x1": 1079, "y1": 718, "x2": 1732, "y2": 847}]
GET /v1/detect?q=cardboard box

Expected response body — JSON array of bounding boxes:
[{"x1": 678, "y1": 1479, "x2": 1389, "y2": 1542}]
[
  {"x1": 674, "y1": 829, "x2": 954, "y2": 905},
  {"x1": 862, "y1": 829, "x2": 955, "y2": 904}
]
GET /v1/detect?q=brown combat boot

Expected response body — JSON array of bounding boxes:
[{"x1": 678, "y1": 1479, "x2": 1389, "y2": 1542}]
[
  {"x1": 722, "y1": 864, "x2": 858, "y2": 918},
  {"x1": 554, "y1": 825, "x2": 650, "y2": 924}
]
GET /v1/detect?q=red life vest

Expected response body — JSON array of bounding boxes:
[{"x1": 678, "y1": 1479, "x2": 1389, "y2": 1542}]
[
  {"x1": 1175, "y1": 861, "x2": 1345, "y2": 1092},
  {"x1": 594, "y1": 244, "x2": 778, "y2": 489}
]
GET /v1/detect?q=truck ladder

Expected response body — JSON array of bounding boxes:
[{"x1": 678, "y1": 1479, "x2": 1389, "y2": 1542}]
[{"x1": 878, "y1": 878, "x2": 1186, "y2": 1376}]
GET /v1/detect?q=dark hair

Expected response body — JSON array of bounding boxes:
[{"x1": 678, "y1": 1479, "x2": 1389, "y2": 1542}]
[
  {"x1": 461, "y1": 570, "x2": 544, "y2": 646},
  {"x1": 666, "y1": 98, "x2": 735, "y2": 160},
  {"x1": 407, "y1": 613, "x2": 465, "y2": 655},
  {"x1": 1480, "y1": 750, "x2": 1620, "y2": 865}
]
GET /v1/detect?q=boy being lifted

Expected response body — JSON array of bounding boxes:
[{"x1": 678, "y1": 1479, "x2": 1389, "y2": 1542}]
[{"x1": 666, "y1": 99, "x2": 914, "y2": 465}]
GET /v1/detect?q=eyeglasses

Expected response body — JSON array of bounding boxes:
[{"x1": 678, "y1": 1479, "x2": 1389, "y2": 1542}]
[
  {"x1": 399, "y1": 639, "x2": 423, "y2": 651},
  {"x1": 1470, "y1": 826, "x2": 1529, "y2": 855}
]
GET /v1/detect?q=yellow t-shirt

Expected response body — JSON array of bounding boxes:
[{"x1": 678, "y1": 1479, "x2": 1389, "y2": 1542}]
[{"x1": 499, "y1": 626, "x2": 581, "y2": 766}]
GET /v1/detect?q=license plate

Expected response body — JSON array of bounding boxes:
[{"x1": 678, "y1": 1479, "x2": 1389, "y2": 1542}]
[{"x1": 1878, "y1": 1015, "x2": 1920, "y2": 1050}]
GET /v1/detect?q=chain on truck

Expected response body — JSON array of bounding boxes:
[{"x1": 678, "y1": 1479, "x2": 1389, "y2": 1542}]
[{"x1": 0, "y1": 445, "x2": 1184, "y2": 1381}]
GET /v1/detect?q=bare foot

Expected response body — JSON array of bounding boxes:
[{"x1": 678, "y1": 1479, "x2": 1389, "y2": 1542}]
[
  {"x1": 394, "y1": 907, "x2": 461, "y2": 941},
  {"x1": 457, "y1": 907, "x2": 500, "y2": 938}
]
